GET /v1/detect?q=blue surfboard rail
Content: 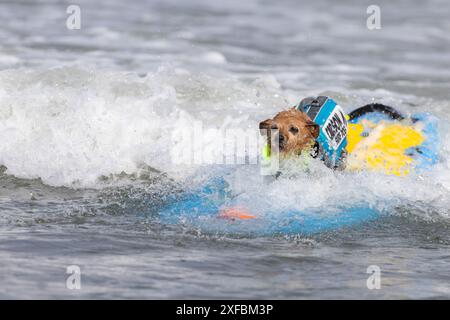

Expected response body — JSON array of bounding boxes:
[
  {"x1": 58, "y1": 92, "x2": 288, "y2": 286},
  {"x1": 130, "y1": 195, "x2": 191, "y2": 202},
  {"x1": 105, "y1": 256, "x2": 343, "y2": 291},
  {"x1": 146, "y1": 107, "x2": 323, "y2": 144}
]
[{"x1": 158, "y1": 176, "x2": 379, "y2": 236}]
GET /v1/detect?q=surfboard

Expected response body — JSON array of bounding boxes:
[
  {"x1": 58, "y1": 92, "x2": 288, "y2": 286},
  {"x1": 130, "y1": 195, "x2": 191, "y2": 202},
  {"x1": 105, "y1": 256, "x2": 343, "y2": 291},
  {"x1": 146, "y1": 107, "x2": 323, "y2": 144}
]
[
  {"x1": 347, "y1": 111, "x2": 439, "y2": 176},
  {"x1": 158, "y1": 111, "x2": 439, "y2": 235}
]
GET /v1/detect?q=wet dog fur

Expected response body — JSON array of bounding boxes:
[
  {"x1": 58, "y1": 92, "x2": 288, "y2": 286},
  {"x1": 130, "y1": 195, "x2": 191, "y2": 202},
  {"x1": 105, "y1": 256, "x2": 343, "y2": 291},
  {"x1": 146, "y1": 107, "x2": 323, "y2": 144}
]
[{"x1": 259, "y1": 108, "x2": 320, "y2": 158}]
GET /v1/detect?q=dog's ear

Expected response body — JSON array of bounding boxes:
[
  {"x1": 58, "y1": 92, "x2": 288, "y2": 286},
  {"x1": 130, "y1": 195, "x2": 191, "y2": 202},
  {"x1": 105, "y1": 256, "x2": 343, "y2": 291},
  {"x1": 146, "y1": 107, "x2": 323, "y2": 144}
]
[
  {"x1": 306, "y1": 121, "x2": 320, "y2": 139},
  {"x1": 259, "y1": 119, "x2": 274, "y2": 130}
]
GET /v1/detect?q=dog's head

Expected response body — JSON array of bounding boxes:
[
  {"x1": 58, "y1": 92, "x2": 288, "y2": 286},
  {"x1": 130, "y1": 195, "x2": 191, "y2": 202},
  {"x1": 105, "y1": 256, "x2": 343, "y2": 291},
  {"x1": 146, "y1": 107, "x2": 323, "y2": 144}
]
[{"x1": 259, "y1": 108, "x2": 320, "y2": 156}]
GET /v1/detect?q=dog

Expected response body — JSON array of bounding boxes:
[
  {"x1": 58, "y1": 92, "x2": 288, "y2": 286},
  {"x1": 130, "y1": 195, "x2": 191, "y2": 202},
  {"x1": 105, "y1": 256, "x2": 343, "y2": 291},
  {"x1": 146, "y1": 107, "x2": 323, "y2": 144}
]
[
  {"x1": 259, "y1": 98, "x2": 413, "y2": 172},
  {"x1": 259, "y1": 107, "x2": 337, "y2": 173},
  {"x1": 259, "y1": 108, "x2": 320, "y2": 158}
]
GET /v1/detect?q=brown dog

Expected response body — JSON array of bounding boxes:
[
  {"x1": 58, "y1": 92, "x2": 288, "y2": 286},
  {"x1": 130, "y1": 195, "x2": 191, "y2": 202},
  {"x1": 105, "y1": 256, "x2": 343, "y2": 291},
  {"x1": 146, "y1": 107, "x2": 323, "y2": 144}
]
[{"x1": 259, "y1": 108, "x2": 320, "y2": 157}]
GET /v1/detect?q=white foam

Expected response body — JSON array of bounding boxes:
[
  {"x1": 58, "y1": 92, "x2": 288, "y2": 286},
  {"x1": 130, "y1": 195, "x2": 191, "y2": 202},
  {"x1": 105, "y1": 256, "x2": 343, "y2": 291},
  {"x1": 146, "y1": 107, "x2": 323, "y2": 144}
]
[
  {"x1": 0, "y1": 54, "x2": 20, "y2": 66},
  {"x1": 1, "y1": 66, "x2": 450, "y2": 221},
  {"x1": 201, "y1": 51, "x2": 227, "y2": 64},
  {"x1": 0, "y1": 66, "x2": 286, "y2": 187}
]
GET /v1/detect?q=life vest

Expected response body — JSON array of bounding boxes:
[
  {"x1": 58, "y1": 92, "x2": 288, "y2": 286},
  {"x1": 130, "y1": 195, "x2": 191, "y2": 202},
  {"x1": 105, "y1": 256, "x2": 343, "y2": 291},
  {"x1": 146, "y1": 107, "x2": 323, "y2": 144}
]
[{"x1": 296, "y1": 96, "x2": 348, "y2": 168}]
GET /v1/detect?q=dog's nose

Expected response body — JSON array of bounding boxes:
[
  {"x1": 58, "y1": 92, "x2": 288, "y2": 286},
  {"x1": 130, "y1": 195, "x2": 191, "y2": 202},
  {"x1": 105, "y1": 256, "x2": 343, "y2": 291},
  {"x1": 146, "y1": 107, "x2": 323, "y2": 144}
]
[{"x1": 279, "y1": 134, "x2": 285, "y2": 144}]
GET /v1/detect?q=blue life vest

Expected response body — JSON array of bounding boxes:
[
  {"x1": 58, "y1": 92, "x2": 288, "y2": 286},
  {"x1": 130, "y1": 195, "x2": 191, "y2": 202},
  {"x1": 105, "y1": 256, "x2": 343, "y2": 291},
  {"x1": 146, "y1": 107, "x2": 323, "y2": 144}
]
[{"x1": 296, "y1": 96, "x2": 348, "y2": 167}]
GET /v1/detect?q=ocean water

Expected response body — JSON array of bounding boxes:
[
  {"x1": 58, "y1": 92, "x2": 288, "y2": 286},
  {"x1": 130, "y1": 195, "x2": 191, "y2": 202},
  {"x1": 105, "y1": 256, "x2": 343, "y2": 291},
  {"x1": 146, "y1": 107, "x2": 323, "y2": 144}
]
[{"x1": 0, "y1": 0, "x2": 450, "y2": 299}]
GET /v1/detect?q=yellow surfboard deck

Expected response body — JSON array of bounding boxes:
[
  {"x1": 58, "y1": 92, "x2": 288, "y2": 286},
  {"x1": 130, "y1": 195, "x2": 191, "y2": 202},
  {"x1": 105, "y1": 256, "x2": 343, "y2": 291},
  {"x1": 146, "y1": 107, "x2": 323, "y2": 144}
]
[{"x1": 346, "y1": 120, "x2": 425, "y2": 176}]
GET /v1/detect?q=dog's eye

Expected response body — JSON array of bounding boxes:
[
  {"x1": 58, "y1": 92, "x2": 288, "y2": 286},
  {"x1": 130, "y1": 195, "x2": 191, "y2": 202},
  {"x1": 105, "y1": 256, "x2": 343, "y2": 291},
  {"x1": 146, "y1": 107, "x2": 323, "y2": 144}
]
[{"x1": 289, "y1": 126, "x2": 299, "y2": 134}]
